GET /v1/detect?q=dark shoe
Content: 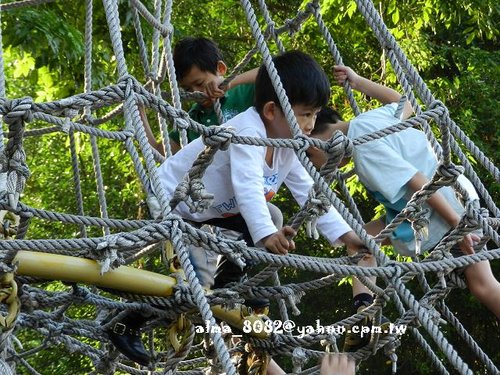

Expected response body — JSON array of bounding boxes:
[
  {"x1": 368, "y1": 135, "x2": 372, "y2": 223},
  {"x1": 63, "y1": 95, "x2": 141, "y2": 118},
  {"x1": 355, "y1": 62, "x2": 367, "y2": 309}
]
[
  {"x1": 213, "y1": 256, "x2": 269, "y2": 312},
  {"x1": 105, "y1": 312, "x2": 151, "y2": 366},
  {"x1": 343, "y1": 306, "x2": 390, "y2": 352}
]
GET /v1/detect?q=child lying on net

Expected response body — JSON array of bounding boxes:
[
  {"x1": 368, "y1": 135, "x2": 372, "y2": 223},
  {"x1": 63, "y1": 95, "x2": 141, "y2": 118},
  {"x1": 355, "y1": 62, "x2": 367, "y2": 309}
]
[{"x1": 307, "y1": 65, "x2": 500, "y2": 325}]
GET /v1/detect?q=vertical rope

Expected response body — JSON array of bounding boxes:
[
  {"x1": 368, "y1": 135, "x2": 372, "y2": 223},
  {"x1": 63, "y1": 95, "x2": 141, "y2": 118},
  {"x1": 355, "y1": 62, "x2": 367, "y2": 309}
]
[
  {"x1": 131, "y1": 1, "x2": 151, "y2": 78},
  {"x1": 103, "y1": 0, "x2": 171, "y2": 219},
  {"x1": 0, "y1": 1, "x2": 7, "y2": 196},
  {"x1": 308, "y1": 0, "x2": 361, "y2": 116},
  {"x1": 240, "y1": 0, "x2": 302, "y2": 138},
  {"x1": 86, "y1": 0, "x2": 109, "y2": 236},
  {"x1": 257, "y1": 0, "x2": 285, "y2": 54}
]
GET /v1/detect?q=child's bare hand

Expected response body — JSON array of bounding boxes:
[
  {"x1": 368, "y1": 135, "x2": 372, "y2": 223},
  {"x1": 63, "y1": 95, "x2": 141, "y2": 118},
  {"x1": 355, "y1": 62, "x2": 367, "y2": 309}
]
[
  {"x1": 204, "y1": 77, "x2": 226, "y2": 99},
  {"x1": 262, "y1": 226, "x2": 296, "y2": 255},
  {"x1": 459, "y1": 233, "x2": 481, "y2": 255},
  {"x1": 333, "y1": 65, "x2": 361, "y2": 89},
  {"x1": 320, "y1": 353, "x2": 355, "y2": 375}
]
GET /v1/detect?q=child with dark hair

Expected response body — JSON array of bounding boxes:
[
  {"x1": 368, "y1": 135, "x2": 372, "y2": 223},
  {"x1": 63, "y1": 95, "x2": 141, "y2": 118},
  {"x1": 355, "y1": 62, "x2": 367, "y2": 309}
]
[
  {"x1": 159, "y1": 50, "x2": 359, "y2": 255},
  {"x1": 142, "y1": 35, "x2": 265, "y2": 298},
  {"x1": 113, "y1": 51, "x2": 368, "y2": 368},
  {"x1": 156, "y1": 36, "x2": 257, "y2": 154},
  {"x1": 308, "y1": 66, "x2": 500, "y2": 345}
]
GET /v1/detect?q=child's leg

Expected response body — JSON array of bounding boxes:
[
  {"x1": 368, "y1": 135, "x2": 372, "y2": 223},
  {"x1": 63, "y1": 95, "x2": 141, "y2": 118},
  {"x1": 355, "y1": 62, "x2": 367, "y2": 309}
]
[
  {"x1": 463, "y1": 260, "x2": 500, "y2": 318},
  {"x1": 267, "y1": 358, "x2": 286, "y2": 375},
  {"x1": 340, "y1": 230, "x2": 378, "y2": 351},
  {"x1": 347, "y1": 219, "x2": 387, "y2": 301},
  {"x1": 210, "y1": 203, "x2": 283, "y2": 289},
  {"x1": 188, "y1": 225, "x2": 218, "y2": 288}
]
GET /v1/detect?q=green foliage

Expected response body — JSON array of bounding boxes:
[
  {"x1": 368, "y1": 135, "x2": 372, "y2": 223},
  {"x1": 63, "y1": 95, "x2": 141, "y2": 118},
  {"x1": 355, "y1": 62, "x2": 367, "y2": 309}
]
[{"x1": 1, "y1": 0, "x2": 498, "y2": 373}]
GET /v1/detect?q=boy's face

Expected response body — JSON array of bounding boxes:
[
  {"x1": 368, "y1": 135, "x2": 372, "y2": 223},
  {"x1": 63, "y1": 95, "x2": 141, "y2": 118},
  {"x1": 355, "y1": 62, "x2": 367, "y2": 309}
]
[
  {"x1": 271, "y1": 104, "x2": 322, "y2": 138},
  {"x1": 307, "y1": 126, "x2": 333, "y2": 168},
  {"x1": 178, "y1": 61, "x2": 227, "y2": 108},
  {"x1": 307, "y1": 123, "x2": 351, "y2": 169}
]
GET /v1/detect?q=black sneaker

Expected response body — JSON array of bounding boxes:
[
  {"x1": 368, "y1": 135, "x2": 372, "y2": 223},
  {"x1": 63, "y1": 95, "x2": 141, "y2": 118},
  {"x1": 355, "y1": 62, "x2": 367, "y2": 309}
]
[
  {"x1": 343, "y1": 306, "x2": 390, "y2": 352},
  {"x1": 213, "y1": 255, "x2": 270, "y2": 311},
  {"x1": 104, "y1": 311, "x2": 151, "y2": 366}
]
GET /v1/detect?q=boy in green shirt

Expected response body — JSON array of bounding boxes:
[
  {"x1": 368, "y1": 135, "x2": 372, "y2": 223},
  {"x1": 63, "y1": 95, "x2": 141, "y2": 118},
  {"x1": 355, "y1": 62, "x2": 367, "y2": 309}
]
[{"x1": 145, "y1": 36, "x2": 257, "y2": 154}]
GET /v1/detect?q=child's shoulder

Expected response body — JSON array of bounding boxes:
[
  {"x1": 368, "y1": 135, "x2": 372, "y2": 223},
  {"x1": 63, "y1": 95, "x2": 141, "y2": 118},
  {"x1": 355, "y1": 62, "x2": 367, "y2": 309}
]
[
  {"x1": 224, "y1": 107, "x2": 264, "y2": 136},
  {"x1": 225, "y1": 83, "x2": 255, "y2": 101},
  {"x1": 348, "y1": 103, "x2": 400, "y2": 138}
]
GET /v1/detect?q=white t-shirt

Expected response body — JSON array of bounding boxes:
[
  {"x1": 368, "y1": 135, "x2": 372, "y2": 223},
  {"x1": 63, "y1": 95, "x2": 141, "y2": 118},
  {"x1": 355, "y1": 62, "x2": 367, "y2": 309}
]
[
  {"x1": 157, "y1": 107, "x2": 352, "y2": 245},
  {"x1": 348, "y1": 104, "x2": 437, "y2": 204},
  {"x1": 348, "y1": 103, "x2": 477, "y2": 253}
]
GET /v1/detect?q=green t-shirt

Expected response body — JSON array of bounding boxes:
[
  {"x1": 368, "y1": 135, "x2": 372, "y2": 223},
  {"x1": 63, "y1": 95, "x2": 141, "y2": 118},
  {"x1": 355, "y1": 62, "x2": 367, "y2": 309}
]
[{"x1": 170, "y1": 83, "x2": 255, "y2": 144}]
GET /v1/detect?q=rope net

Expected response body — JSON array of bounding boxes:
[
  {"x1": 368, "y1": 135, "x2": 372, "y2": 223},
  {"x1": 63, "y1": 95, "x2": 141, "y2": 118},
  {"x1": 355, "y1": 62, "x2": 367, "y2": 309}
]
[{"x1": 0, "y1": 0, "x2": 498, "y2": 374}]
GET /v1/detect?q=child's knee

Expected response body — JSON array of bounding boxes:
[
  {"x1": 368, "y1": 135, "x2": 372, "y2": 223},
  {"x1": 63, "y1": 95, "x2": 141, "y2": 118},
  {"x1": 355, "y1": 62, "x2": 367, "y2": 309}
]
[
  {"x1": 466, "y1": 273, "x2": 500, "y2": 301},
  {"x1": 468, "y1": 282, "x2": 489, "y2": 302},
  {"x1": 358, "y1": 252, "x2": 376, "y2": 267}
]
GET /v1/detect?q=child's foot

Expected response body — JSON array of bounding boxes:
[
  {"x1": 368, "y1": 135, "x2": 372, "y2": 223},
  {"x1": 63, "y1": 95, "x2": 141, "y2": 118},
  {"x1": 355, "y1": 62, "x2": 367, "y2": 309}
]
[
  {"x1": 342, "y1": 307, "x2": 390, "y2": 352},
  {"x1": 103, "y1": 311, "x2": 151, "y2": 366}
]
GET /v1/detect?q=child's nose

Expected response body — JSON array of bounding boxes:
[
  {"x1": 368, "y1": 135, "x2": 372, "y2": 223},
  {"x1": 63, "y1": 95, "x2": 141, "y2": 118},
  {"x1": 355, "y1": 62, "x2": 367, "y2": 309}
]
[{"x1": 303, "y1": 121, "x2": 314, "y2": 134}]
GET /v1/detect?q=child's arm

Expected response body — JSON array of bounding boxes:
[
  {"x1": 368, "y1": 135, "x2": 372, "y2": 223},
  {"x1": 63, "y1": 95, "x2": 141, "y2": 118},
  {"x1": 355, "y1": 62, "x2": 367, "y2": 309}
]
[
  {"x1": 139, "y1": 105, "x2": 165, "y2": 155},
  {"x1": 407, "y1": 172, "x2": 479, "y2": 254},
  {"x1": 282, "y1": 155, "x2": 356, "y2": 247},
  {"x1": 229, "y1": 130, "x2": 294, "y2": 255},
  {"x1": 334, "y1": 65, "x2": 413, "y2": 120},
  {"x1": 227, "y1": 68, "x2": 258, "y2": 89}
]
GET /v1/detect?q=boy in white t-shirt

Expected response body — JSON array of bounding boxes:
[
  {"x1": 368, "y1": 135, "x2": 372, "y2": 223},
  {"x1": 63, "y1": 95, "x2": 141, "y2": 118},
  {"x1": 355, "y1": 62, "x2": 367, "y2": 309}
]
[
  {"x1": 308, "y1": 66, "x2": 500, "y2": 330},
  {"x1": 109, "y1": 51, "x2": 372, "y2": 367}
]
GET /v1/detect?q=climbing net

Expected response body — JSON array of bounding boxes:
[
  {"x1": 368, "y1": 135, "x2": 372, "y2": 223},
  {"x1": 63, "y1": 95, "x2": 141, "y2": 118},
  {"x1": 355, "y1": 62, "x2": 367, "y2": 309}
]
[{"x1": 0, "y1": 0, "x2": 498, "y2": 374}]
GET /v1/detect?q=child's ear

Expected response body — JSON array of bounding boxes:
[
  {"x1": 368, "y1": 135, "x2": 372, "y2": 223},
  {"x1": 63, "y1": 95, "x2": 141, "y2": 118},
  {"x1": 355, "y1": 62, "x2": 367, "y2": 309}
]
[
  {"x1": 216, "y1": 61, "x2": 227, "y2": 76},
  {"x1": 262, "y1": 101, "x2": 277, "y2": 122}
]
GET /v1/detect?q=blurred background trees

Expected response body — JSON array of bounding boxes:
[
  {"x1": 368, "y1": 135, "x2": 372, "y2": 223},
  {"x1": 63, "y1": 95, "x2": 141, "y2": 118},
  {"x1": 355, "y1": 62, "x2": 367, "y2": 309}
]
[{"x1": 1, "y1": 0, "x2": 498, "y2": 373}]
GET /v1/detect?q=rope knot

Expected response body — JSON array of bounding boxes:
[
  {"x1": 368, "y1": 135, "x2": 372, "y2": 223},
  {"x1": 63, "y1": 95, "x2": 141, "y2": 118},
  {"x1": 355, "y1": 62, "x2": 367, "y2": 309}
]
[
  {"x1": 463, "y1": 204, "x2": 480, "y2": 229},
  {"x1": 294, "y1": 134, "x2": 311, "y2": 154},
  {"x1": 291, "y1": 347, "x2": 308, "y2": 372},
  {"x1": 202, "y1": 126, "x2": 235, "y2": 150},
  {"x1": 403, "y1": 203, "x2": 430, "y2": 255},
  {"x1": 3, "y1": 97, "x2": 33, "y2": 125},
  {"x1": 304, "y1": 189, "x2": 331, "y2": 239},
  {"x1": 96, "y1": 234, "x2": 129, "y2": 273},
  {"x1": 435, "y1": 163, "x2": 463, "y2": 184},
  {"x1": 7, "y1": 157, "x2": 30, "y2": 178},
  {"x1": 428, "y1": 99, "x2": 448, "y2": 118},
  {"x1": 173, "y1": 112, "x2": 190, "y2": 131},
  {"x1": 175, "y1": 177, "x2": 214, "y2": 214},
  {"x1": 173, "y1": 274, "x2": 191, "y2": 305},
  {"x1": 284, "y1": 16, "x2": 303, "y2": 35},
  {"x1": 325, "y1": 130, "x2": 352, "y2": 160},
  {"x1": 306, "y1": 1, "x2": 320, "y2": 14},
  {"x1": 282, "y1": 286, "x2": 304, "y2": 315},
  {"x1": 117, "y1": 74, "x2": 136, "y2": 88},
  {"x1": 160, "y1": 24, "x2": 174, "y2": 38},
  {"x1": 306, "y1": 189, "x2": 331, "y2": 217}
]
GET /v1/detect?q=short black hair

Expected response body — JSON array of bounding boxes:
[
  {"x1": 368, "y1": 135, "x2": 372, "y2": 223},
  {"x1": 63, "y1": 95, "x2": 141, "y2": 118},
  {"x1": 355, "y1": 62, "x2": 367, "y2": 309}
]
[
  {"x1": 312, "y1": 107, "x2": 343, "y2": 135},
  {"x1": 173, "y1": 37, "x2": 224, "y2": 81},
  {"x1": 254, "y1": 50, "x2": 330, "y2": 114}
]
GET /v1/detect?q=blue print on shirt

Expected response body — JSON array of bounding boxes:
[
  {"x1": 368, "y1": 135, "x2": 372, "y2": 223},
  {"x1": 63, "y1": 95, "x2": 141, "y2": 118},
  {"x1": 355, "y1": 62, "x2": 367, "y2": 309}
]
[
  {"x1": 263, "y1": 173, "x2": 278, "y2": 201},
  {"x1": 214, "y1": 197, "x2": 237, "y2": 214}
]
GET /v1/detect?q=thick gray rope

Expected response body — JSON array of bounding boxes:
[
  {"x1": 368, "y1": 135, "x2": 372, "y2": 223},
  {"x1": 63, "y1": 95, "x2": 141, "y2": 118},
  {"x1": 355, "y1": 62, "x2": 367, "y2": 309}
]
[{"x1": 0, "y1": 0, "x2": 498, "y2": 374}]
